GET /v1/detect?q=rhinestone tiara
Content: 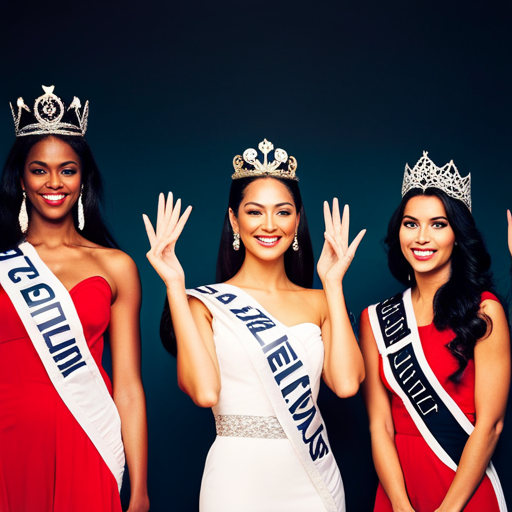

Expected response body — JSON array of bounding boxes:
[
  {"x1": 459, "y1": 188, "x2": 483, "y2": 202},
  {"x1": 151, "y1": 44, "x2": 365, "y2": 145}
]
[
  {"x1": 402, "y1": 151, "x2": 471, "y2": 211},
  {"x1": 232, "y1": 138, "x2": 298, "y2": 181},
  {"x1": 10, "y1": 85, "x2": 89, "y2": 137}
]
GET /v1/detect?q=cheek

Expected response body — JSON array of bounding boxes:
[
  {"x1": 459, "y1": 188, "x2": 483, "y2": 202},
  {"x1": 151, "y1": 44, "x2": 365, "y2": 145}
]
[
  {"x1": 399, "y1": 227, "x2": 412, "y2": 249},
  {"x1": 438, "y1": 232, "x2": 456, "y2": 251}
]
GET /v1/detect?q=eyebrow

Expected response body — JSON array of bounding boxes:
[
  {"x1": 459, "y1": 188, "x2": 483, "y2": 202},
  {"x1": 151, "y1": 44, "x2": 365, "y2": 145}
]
[
  {"x1": 28, "y1": 160, "x2": 78, "y2": 167},
  {"x1": 244, "y1": 201, "x2": 294, "y2": 208},
  {"x1": 403, "y1": 215, "x2": 448, "y2": 221}
]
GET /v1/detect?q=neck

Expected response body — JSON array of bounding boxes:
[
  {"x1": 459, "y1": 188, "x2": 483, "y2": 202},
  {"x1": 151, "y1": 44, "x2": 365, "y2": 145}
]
[
  {"x1": 230, "y1": 252, "x2": 293, "y2": 291},
  {"x1": 412, "y1": 265, "x2": 451, "y2": 305},
  {"x1": 25, "y1": 214, "x2": 82, "y2": 249}
]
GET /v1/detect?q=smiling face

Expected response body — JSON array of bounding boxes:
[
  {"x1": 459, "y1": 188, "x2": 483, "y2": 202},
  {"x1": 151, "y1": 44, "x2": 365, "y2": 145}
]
[
  {"x1": 399, "y1": 195, "x2": 456, "y2": 282},
  {"x1": 21, "y1": 136, "x2": 82, "y2": 226},
  {"x1": 229, "y1": 178, "x2": 299, "y2": 261}
]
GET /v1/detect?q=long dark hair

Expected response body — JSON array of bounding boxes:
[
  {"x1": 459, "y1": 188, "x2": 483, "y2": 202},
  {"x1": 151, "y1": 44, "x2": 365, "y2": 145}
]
[
  {"x1": 0, "y1": 134, "x2": 118, "y2": 252},
  {"x1": 160, "y1": 176, "x2": 315, "y2": 356},
  {"x1": 385, "y1": 188, "x2": 494, "y2": 381}
]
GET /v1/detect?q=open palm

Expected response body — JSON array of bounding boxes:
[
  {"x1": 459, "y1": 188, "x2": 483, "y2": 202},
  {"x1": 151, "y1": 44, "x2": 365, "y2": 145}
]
[
  {"x1": 317, "y1": 199, "x2": 366, "y2": 285},
  {"x1": 142, "y1": 192, "x2": 193, "y2": 286}
]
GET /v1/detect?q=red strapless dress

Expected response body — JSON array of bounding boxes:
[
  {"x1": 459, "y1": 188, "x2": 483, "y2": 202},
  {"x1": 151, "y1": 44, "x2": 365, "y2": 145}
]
[
  {"x1": 0, "y1": 276, "x2": 122, "y2": 512},
  {"x1": 374, "y1": 292, "x2": 501, "y2": 512}
]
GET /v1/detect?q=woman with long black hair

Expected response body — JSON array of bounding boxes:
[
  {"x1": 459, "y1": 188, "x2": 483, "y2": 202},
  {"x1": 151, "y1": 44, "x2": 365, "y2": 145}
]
[
  {"x1": 143, "y1": 138, "x2": 365, "y2": 512},
  {"x1": 0, "y1": 86, "x2": 149, "y2": 512},
  {"x1": 360, "y1": 152, "x2": 509, "y2": 512}
]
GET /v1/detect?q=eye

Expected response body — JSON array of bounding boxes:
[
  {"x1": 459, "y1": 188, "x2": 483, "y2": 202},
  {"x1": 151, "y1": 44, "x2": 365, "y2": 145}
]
[
  {"x1": 29, "y1": 167, "x2": 46, "y2": 175},
  {"x1": 247, "y1": 210, "x2": 262, "y2": 216},
  {"x1": 61, "y1": 168, "x2": 78, "y2": 176},
  {"x1": 432, "y1": 222, "x2": 448, "y2": 229},
  {"x1": 277, "y1": 210, "x2": 292, "y2": 216},
  {"x1": 403, "y1": 221, "x2": 417, "y2": 228}
]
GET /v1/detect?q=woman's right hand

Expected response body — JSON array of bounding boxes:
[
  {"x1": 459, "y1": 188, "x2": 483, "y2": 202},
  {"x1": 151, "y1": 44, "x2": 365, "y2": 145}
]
[{"x1": 143, "y1": 192, "x2": 192, "y2": 287}]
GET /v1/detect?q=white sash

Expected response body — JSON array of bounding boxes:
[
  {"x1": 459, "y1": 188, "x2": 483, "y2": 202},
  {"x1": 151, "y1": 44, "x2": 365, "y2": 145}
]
[
  {"x1": 368, "y1": 288, "x2": 507, "y2": 511},
  {"x1": 0, "y1": 242, "x2": 125, "y2": 490},
  {"x1": 187, "y1": 283, "x2": 345, "y2": 512}
]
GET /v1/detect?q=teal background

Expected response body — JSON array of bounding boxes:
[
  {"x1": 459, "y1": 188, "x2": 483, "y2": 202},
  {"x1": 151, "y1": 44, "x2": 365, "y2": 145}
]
[{"x1": 1, "y1": 1, "x2": 511, "y2": 510}]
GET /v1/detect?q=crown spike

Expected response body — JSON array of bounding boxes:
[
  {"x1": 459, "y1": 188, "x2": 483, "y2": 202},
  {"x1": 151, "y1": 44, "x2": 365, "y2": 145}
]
[{"x1": 402, "y1": 151, "x2": 471, "y2": 211}]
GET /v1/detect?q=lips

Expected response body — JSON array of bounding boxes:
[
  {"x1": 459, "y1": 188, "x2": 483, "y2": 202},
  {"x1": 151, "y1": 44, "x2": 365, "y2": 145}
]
[
  {"x1": 411, "y1": 248, "x2": 436, "y2": 261},
  {"x1": 255, "y1": 236, "x2": 281, "y2": 247},
  {"x1": 41, "y1": 194, "x2": 67, "y2": 206}
]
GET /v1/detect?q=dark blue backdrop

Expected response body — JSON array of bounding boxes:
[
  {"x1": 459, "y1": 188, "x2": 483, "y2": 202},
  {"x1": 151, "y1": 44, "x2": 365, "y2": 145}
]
[{"x1": 1, "y1": 1, "x2": 511, "y2": 510}]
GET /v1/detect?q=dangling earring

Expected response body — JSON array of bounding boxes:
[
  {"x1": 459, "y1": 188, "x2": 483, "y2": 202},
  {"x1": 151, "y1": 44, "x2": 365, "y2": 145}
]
[
  {"x1": 19, "y1": 191, "x2": 28, "y2": 234},
  {"x1": 78, "y1": 185, "x2": 85, "y2": 231},
  {"x1": 407, "y1": 273, "x2": 411, "y2": 282},
  {"x1": 233, "y1": 232, "x2": 240, "y2": 251},
  {"x1": 292, "y1": 231, "x2": 299, "y2": 252}
]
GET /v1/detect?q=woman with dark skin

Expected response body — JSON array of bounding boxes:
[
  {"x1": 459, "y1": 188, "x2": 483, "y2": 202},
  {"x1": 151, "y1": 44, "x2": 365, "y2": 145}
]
[{"x1": 0, "y1": 87, "x2": 149, "y2": 512}]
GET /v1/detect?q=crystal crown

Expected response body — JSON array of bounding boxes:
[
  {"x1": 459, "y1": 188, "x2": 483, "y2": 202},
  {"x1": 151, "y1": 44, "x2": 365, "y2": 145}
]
[
  {"x1": 402, "y1": 151, "x2": 471, "y2": 211},
  {"x1": 10, "y1": 85, "x2": 88, "y2": 137},
  {"x1": 232, "y1": 139, "x2": 298, "y2": 181}
]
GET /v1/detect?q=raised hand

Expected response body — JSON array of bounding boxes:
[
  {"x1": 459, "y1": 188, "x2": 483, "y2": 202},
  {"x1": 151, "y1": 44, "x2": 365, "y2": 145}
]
[
  {"x1": 142, "y1": 192, "x2": 193, "y2": 287},
  {"x1": 317, "y1": 199, "x2": 366, "y2": 285}
]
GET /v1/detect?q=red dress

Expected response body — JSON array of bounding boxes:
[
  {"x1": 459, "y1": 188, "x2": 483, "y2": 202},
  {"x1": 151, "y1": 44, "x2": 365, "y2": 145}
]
[
  {"x1": 373, "y1": 292, "x2": 502, "y2": 512},
  {"x1": 0, "y1": 276, "x2": 122, "y2": 512}
]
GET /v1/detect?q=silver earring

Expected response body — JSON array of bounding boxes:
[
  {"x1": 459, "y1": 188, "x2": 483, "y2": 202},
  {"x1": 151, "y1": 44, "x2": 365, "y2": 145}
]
[
  {"x1": 233, "y1": 232, "x2": 240, "y2": 251},
  {"x1": 78, "y1": 185, "x2": 85, "y2": 231},
  {"x1": 454, "y1": 241, "x2": 458, "y2": 246},
  {"x1": 19, "y1": 191, "x2": 28, "y2": 234},
  {"x1": 407, "y1": 273, "x2": 411, "y2": 282},
  {"x1": 292, "y1": 231, "x2": 299, "y2": 252}
]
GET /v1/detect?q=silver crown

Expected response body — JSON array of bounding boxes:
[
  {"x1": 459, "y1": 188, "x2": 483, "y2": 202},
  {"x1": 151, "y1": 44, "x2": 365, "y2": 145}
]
[
  {"x1": 10, "y1": 85, "x2": 89, "y2": 137},
  {"x1": 232, "y1": 139, "x2": 298, "y2": 180},
  {"x1": 402, "y1": 151, "x2": 471, "y2": 211}
]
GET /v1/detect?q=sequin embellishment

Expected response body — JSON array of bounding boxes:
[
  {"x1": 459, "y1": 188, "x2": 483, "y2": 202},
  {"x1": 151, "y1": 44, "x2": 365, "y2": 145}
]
[{"x1": 215, "y1": 415, "x2": 287, "y2": 439}]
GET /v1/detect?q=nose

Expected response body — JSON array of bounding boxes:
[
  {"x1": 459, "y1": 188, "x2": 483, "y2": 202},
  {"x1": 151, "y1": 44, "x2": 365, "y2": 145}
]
[
  {"x1": 46, "y1": 171, "x2": 63, "y2": 189},
  {"x1": 415, "y1": 225, "x2": 430, "y2": 244},
  {"x1": 262, "y1": 213, "x2": 277, "y2": 232}
]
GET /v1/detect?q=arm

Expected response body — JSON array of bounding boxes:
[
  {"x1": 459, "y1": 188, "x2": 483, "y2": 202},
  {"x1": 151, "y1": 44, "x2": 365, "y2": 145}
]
[
  {"x1": 317, "y1": 199, "x2": 365, "y2": 397},
  {"x1": 359, "y1": 309, "x2": 416, "y2": 512},
  {"x1": 107, "y1": 252, "x2": 149, "y2": 512},
  {"x1": 143, "y1": 193, "x2": 221, "y2": 407},
  {"x1": 435, "y1": 300, "x2": 510, "y2": 512},
  {"x1": 507, "y1": 209, "x2": 512, "y2": 257}
]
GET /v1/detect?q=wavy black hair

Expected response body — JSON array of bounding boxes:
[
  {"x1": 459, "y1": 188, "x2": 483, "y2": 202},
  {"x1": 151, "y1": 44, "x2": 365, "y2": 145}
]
[
  {"x1": 385, "y1": 187, "x2": 494, "y2": 382},
  {"x1": 160, "y1": 176, "x2": 315, "y2": 356},
  {"x1": 0, "y1": 134, "x2": 118, "y2": 252}
]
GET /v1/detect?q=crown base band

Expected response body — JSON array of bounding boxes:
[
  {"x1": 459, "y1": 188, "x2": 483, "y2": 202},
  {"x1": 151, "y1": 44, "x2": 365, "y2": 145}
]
[{"x1": 231, "y1": 170, "x2": 298, "y2": 181}]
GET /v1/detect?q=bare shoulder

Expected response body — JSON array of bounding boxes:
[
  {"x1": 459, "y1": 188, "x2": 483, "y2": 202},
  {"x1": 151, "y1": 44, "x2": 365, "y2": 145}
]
[
  {"x1": 480, "y1": 297, "x2": 506, "y2": 319},
  {"x1": 188, "y1": 295, "x2": 213, "y2": 318},
  {"x1": 92, "y1": 247, "x2": 138, "y2": 278},
  {"x1": 295, "y1": 288, "x2": 327, "y2": 323},
  {"x1": 300, "y1": 288, "x2": 327, "y2": 307}
]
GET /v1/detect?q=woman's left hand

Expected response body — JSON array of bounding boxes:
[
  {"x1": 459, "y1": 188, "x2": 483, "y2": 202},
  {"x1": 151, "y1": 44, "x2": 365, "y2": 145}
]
[{"x1": 317, "y1": 199, "x2": 366, "y2": 285}]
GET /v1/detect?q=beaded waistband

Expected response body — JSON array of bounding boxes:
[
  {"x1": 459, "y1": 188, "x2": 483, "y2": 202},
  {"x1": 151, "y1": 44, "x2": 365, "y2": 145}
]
[{"x1": 214, "y1": 414, "x2": 287, "y2": 440}]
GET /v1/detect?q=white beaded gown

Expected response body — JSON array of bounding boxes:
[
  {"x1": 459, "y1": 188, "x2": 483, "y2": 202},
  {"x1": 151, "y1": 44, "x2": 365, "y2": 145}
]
[{"x1": 196, "y1": 295, "x2": 340, "y2": 512}]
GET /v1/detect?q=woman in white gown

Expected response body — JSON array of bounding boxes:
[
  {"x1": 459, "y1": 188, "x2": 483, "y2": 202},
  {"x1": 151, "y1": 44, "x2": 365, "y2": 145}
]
[{"x1": 143, "y1": 139, "x2": 366, "y2": 512}]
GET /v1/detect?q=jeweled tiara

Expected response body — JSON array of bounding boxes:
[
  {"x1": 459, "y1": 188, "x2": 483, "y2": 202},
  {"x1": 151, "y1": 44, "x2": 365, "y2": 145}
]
[
  {"x1": 10, "y1": 85, "x2": 88, "y2": 137},
  {"x1": 402, "y1": 151, "x2": 471, "y2": 211},
  {"x1": 232, "y1": 138, "x2": 298, "y2": 181}
]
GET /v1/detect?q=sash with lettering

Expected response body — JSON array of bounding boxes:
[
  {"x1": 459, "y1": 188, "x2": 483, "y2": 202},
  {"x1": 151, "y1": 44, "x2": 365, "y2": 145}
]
[
  {"x1": 368, "y1": 288, "x2": 507, "y2": 511},
  {"x1": 187, "y1": 283, "x2": 345, "y2": 512},
  {"x1": 0, "y1": 242, "x2": 125, "y2": 490}
]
